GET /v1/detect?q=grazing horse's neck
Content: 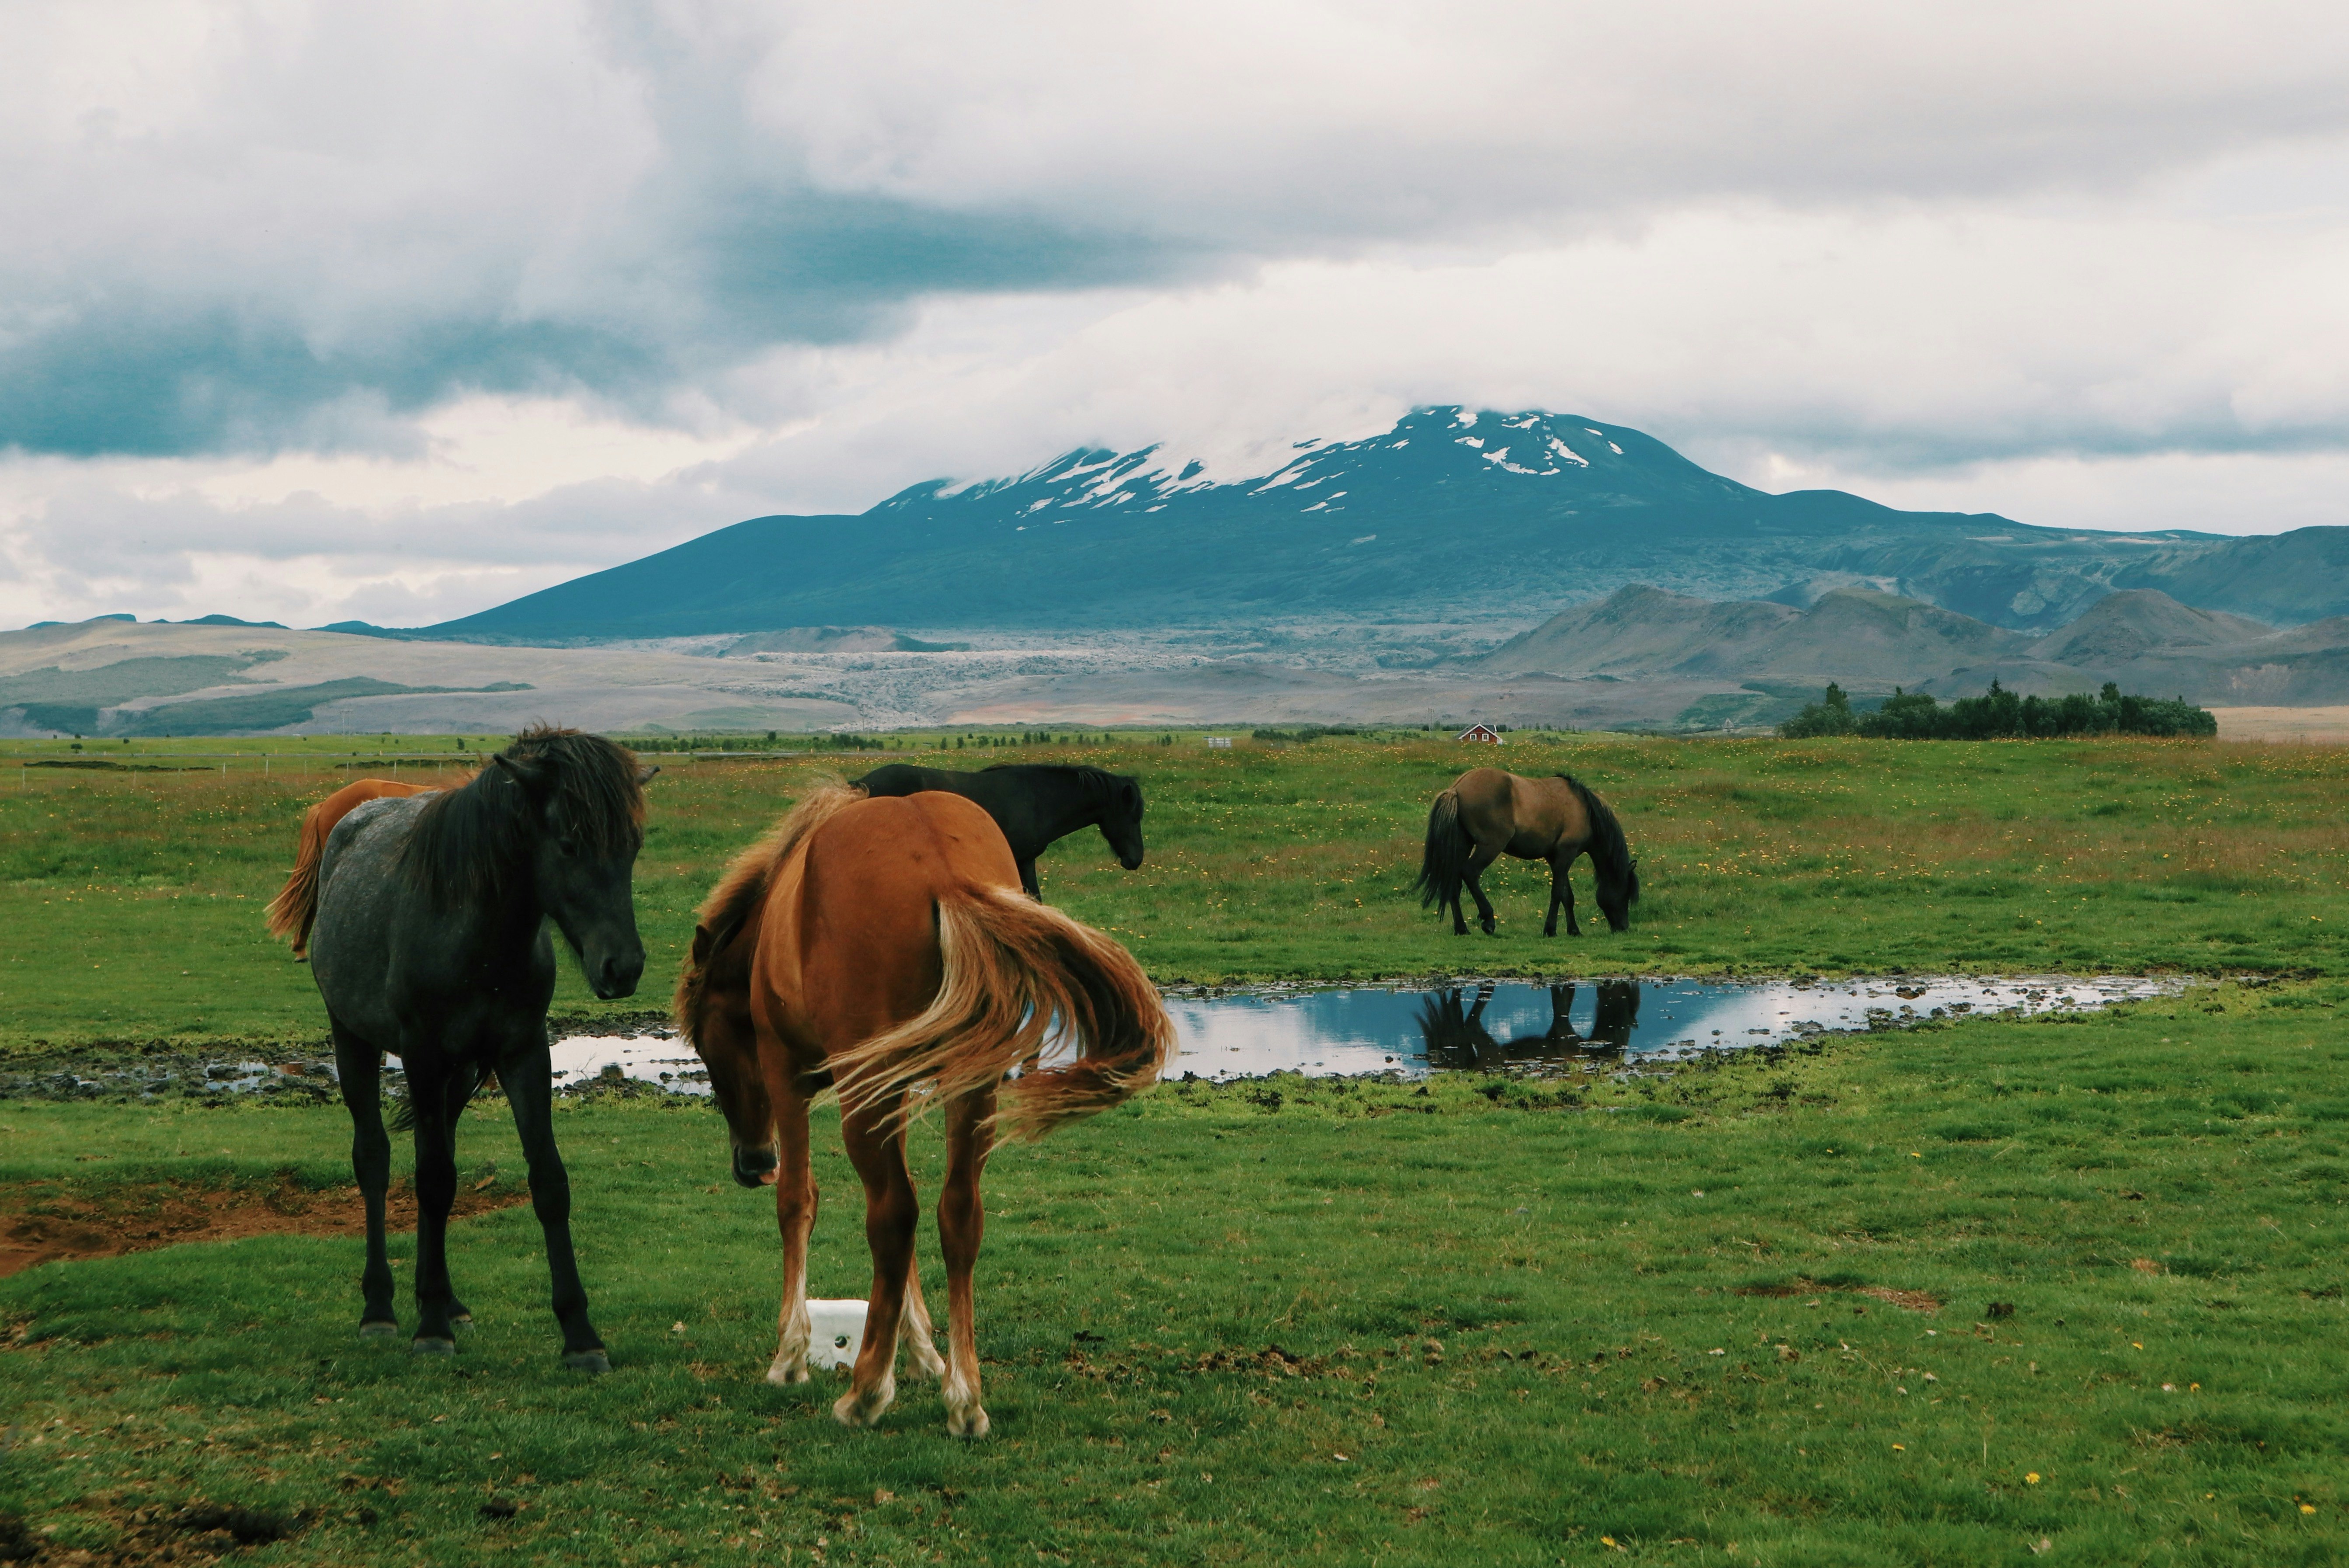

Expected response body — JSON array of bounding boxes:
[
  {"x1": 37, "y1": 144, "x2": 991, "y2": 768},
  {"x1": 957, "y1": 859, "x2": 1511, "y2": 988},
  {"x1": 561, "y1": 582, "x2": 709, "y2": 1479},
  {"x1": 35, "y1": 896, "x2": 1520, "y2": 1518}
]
[{"x1": 1036, "y1": 773, "x2": 1105, "y2": 837}]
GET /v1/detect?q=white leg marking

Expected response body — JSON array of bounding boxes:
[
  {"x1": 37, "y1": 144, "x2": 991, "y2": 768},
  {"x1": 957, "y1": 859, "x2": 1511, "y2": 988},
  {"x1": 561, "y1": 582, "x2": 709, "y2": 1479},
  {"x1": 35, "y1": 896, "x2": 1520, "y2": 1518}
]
[
  {"x1": 767, "y1": 1257, "x2": 811, "y2": 1386},
  {"x1": 899, "y1": 1284, "x2": 946, "y2": 1379}
]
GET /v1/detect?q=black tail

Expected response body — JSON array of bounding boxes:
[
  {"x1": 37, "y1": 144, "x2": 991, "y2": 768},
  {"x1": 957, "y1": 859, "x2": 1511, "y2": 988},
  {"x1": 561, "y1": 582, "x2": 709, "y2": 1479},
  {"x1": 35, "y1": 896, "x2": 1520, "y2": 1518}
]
[
  {"x1": 1414, "y1": 789, "x2": 1469, "y2": 913},
  {"x1": 1561, "y1": 775, "x2": 1640, "y2": 928}
]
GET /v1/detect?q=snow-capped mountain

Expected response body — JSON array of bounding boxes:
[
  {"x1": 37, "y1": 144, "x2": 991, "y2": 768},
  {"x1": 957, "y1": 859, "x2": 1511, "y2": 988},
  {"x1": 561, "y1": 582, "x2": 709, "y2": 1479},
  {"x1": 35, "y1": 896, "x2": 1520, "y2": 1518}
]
[{"x1": 419, "y1": 406, "x2": 2300, "y2": 644}]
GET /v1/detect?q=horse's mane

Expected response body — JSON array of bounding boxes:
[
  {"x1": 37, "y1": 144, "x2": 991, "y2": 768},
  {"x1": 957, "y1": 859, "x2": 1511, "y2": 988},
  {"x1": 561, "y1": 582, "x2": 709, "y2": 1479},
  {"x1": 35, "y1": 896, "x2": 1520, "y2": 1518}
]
[
  {"x1": 978, "y1": 761, "x2": 1127, "y2": 800},
  {"x1": 399, "y1": 727, "x2": 646, "y2": 910},
  {"x1": 674, "y1": 781, "x2": 862, "y2": 1033},
  {"x1": 1557, "y1": 773, "x2": 1640, "y2": 905}
]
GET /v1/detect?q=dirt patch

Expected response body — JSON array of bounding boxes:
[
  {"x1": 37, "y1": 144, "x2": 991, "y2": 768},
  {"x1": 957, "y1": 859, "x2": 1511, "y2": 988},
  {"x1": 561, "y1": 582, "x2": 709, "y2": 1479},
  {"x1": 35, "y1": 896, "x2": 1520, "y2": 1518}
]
[
  {"x1": 1731, "y1": 1279, "x2": 1943, "y2": 1314},
  {"x1": 0, "y1": 1500, "x2": 312, "y2": 1567},
  {"x1": 0, "y1": 1176, "x2": 530, "y2": 1279}
]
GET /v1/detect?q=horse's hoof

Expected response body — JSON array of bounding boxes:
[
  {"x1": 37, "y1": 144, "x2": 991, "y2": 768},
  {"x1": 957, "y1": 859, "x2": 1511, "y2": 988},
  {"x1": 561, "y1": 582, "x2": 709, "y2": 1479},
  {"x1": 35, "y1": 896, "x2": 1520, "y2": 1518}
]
[
  {"x1": 1480, "y1": 921, "x2": 1497, "y2": 936},
  {"x1": 832, "y1": 1382, "x2": 895, "y2": 1428},
  {"x1": 563, "y1": 1349, "x2": 611, "y2": 1374},
  {"x1": 765, "y1": 1361, "x2": 810, "y2": 1387},
  {"x1": 946, "y1": 1405, "x2": 991, "y2": 1440},
  {"x1": 411, "y1": 1336, "x2": 456, "y2": 1357},
  {"x1": 358, "y1": 1320, "x2": 399, "y2": 1339}
]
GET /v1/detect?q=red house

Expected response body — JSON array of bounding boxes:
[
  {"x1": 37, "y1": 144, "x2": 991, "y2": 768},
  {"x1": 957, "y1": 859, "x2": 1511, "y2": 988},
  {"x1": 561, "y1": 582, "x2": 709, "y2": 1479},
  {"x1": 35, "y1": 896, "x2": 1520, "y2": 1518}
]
[{"x1": 1456, "y1": 723, "x2": 1503, "y2": 744}]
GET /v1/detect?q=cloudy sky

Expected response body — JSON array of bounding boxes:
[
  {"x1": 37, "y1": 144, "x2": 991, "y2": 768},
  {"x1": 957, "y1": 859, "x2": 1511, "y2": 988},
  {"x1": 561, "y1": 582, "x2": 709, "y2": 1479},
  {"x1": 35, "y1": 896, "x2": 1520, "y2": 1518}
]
[{"x1": 5, "y1": 0, "x2": 2347, "y2": 629}]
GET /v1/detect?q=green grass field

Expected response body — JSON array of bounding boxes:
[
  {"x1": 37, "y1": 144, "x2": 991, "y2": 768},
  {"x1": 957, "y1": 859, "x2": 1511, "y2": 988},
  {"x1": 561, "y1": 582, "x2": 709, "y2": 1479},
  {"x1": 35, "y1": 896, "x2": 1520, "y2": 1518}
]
[
  {"x1": 5, "y1": 733, "x2": 2348, "y2": 1564},
  {"x1": 2, "y1": 733, "x2": 2343, "y2": 1050}
]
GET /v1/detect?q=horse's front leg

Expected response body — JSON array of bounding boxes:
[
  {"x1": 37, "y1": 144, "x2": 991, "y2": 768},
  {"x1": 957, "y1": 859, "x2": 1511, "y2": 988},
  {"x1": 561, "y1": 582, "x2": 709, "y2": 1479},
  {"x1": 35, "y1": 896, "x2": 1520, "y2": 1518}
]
[
  {"x1": 402, "y1": 1056, "x2": 461, "y2": 1355},
  {"x1": 332, "y1": 1022, "x2": 396, "y2": 1338},
  {"x1": 500, "y1": 1036, "x2": 608, "y2": 1370},
  {"x1": 833, "y1": 1097, "x2": 921, "y2": 1428},
  {"x1": 765, "y1": 1080, "x2": 818, "y2": 1386},
  {"x1": 1546, "y1": 853, "x2": 1579, "y2": 938},
  {"x1": 938, "y1": 1085, "x2": 997, "y2": 1437}
]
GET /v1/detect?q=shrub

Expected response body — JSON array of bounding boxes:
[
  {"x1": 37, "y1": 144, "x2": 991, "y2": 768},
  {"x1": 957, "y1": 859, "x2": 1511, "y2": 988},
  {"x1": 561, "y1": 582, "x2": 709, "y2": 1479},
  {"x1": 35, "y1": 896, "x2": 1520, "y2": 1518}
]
[
  {"x1": 1779, "y1": 682, "x2": 1858, "y2": 738},
  {"x1": 1779, "y1": 679, "x2": 2217, "y2": 740}
]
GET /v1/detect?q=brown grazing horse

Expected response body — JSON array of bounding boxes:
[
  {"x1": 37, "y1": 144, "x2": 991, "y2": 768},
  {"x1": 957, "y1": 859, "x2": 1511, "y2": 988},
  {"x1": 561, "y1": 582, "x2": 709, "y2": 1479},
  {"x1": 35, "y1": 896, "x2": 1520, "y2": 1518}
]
[
  {"x1": 267, "y1": 777, "x2": 464, "y2": 957},
  {"x1": 677, "y1": 786, "x2": 1173, "y2": 1437},
  {"x1": 1415, "y1": 767, "x2": 1639, "y2": 936}
]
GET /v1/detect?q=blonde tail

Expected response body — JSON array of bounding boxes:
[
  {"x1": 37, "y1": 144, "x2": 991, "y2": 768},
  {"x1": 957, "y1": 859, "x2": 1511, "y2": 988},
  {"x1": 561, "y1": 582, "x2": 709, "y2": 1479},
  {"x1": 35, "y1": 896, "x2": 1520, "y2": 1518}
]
[{"x1": 831, "y1": 886, "x2": 1174, "y2": 1141}]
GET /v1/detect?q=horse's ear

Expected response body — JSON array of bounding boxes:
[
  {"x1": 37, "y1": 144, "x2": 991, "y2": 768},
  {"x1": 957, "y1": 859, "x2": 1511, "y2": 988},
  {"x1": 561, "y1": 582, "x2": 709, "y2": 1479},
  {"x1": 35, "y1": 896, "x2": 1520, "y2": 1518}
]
[
  {"x1": 636, "y1": 763, "x2": 661, "y2": 785},
  {"x1": 491, "y1": 753, "x2": 553, "y2": 794},
  {"x1": 690, "y1": 923, "x2": 712, "y2": 964}
]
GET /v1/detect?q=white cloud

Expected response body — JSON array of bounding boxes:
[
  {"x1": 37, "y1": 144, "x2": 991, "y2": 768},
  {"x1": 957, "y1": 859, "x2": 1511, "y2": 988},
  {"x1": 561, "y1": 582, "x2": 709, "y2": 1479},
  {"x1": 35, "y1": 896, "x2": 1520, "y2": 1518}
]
[{"x1": 4, "y1": 1, "x2": 2349, "y2": 625}]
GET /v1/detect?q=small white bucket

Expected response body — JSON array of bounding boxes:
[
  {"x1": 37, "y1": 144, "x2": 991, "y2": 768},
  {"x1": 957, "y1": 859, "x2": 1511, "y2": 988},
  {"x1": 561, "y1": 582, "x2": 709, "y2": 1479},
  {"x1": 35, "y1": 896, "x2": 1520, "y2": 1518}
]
[{"x1": 806, "y1": 1299, "x2": 868, "y2": 1372}]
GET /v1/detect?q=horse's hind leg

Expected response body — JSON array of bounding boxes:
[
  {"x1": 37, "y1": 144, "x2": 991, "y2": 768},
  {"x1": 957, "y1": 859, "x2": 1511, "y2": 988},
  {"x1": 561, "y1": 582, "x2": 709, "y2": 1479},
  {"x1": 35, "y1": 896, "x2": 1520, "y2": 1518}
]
[
  {"x1": 501, "y1": 1036, "x2": 607, "y2": 1371},
  {"x1": 938, "y1": 1085, "x2": 997, "y2": 1437},
  {"x1": 1463, "y1": 842, "x2": 1503, "y2": 935},
  {"x1": 834, "y1": 1098, "x2": 921, "y2": 1428},
  {"x1": 766, "y1": 1081, "x2": 818, "y2": 1386},
  {"x1": 333, "y1": 1022, "x2": 396, "y2": 1338}
]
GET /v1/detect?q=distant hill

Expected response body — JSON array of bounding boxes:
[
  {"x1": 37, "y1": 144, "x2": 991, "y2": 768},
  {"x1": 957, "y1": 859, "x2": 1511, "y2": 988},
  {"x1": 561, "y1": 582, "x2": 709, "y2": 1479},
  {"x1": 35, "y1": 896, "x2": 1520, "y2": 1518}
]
[
  {"x1": 408, "y1": 406, "x2": 2311, "y2": 644},
  {"x1": 1476, "y1": 585, "x2": 2035, "y2": 684},
  {"x1": 1478, "y1": 582, "x2": 2349, "y2": 708}
]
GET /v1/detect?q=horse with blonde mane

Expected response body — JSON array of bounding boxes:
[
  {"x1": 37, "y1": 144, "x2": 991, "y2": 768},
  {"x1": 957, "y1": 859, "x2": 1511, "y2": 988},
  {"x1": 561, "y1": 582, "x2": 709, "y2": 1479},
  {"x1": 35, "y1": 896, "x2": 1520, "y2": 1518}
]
[
  {"x1": 677, "y1": 785, "x2": 1173, "y2": 1437},
  {"x1": 267, "y1": 776, "x2": 467, "y2": 958}
]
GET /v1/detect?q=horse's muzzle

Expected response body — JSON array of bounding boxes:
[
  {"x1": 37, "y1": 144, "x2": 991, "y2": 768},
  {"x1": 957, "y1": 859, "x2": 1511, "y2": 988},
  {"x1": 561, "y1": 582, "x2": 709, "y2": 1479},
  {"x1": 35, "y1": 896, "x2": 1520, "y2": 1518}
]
[
  {"x1": 732, "y1": 1144, "x2": 779, "y2": 1189},
  {"x1": 590, "y1": 947, "x2": 646, "y2": 1000},
  {"x1": 1119, "y1": 852, "x2": 1144, "y2": 871}
]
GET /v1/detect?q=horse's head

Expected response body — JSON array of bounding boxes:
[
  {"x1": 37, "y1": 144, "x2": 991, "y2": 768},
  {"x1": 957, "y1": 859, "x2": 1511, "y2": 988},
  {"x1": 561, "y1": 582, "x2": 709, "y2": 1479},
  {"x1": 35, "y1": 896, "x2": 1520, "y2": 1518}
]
[
  {"x1": 1094, "y1": 771, "x2": 1147, "y2": 871},
  {"x1": 1597, "y1": 857, "x2": 1640, "y2": 934},
  {"x1": 678, "y1": 918, "x2": 777, "y2": 1188},
  {"x1": 493, "y1": 729, "x2": 655, "y2": 1000}
]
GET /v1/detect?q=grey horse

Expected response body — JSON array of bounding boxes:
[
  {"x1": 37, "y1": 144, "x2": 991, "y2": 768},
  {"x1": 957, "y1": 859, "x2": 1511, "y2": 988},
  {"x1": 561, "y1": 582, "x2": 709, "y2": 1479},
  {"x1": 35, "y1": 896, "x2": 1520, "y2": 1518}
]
[{"x1": 298, "y1": 726, "x2": 654, "y2": 1370}]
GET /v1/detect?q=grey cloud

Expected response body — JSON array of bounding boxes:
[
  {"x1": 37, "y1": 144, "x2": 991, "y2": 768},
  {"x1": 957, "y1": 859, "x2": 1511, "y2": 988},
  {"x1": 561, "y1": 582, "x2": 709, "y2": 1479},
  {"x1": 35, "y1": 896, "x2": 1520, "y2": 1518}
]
[{"x1": 7, "y1": 1, "x2": 2349, "y2": 460}]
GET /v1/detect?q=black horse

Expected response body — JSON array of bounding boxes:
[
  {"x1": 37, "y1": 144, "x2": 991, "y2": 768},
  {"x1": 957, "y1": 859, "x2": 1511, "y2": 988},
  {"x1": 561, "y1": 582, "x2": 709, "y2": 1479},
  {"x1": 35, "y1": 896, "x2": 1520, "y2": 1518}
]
[
  {"x1": 852, "y1": 762, "x2": 1146, "y2": 899},
  {"x1": 299, "y1": 726, "x2": 654, "y2": 1370}
]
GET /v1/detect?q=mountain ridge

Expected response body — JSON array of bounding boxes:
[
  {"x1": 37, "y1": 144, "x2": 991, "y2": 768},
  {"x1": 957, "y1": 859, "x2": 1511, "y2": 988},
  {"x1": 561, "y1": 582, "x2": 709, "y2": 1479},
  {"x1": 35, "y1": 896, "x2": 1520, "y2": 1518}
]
[{"x1": 404, "y1": 405, "x2": 2318, "y2": 645}]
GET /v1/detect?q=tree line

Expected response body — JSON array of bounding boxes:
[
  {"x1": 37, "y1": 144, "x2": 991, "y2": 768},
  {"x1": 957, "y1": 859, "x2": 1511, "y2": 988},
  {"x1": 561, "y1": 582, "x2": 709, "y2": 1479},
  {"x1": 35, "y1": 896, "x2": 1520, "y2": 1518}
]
[{"x1": 1780, "y1": 680, "x2": 2217, "y2": 740}]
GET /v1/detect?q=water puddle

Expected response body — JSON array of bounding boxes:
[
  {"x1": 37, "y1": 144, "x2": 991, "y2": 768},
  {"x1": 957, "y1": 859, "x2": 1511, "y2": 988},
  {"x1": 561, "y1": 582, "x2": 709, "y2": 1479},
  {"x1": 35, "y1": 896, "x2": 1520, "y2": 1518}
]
[
  {"x1": 0, "y1": 975, "x2": 2182, "y2": 1104},
  {"x1": 1161, "y1": 973, "x2": 2180, "y2": 1079}
]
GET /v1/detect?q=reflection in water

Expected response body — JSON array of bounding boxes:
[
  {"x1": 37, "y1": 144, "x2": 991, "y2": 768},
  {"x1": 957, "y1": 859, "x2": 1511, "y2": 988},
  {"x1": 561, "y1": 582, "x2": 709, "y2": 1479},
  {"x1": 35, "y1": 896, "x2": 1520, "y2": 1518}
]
[
  {"x1": 1157, "y1": 973, "x2": 2179, "y2": 1081},
  {"x1": 1416, "y1": 981, "x2": 1642, "y2": 1072}
]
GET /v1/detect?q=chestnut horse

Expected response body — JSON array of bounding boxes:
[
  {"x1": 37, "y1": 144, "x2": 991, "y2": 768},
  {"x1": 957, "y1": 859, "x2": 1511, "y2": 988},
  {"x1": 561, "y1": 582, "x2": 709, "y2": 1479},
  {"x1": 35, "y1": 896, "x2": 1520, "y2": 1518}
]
[
  {"x1": 267, "y1": 777, "x2": 464, "y2": 958},
  {"x1": 1415, "y1": 766, "x2": 1639, "y2": 936},
  {"x1": 677, "y1": 786, "x2": 1172, "y2": 1437}
]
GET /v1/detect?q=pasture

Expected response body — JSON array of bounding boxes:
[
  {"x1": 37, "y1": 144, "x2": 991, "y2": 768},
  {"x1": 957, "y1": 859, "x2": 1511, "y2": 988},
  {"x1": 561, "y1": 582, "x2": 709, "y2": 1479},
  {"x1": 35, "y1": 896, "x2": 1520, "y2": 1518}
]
[
  {"x1": 2, "y1": 733, "x2": 2346, "y2": 1049},
  {"x1": 5, "y1": 733, "x2": 2348, "y2": 1563}
]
